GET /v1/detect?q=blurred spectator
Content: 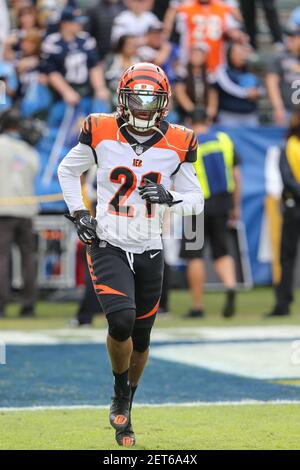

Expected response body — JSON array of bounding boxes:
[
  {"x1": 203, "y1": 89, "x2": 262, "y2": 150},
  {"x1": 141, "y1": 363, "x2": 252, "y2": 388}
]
[
  {"x1": 175, "y1": 0, "x2": 244, "y2": 73},
  {"x1": 40, "y1": 7, "x2": 109, "y2": 106},
  {"x1": 36, "y1": 0, "x2": 78, "y2": 33},
  {"x1": 87, "y1": 0, "x2": 124, "y2": 61},
  {"x1": 266, "y1": 111, "x2": 300, "y2": 317},
  {"x1": 266, "y1": 24, "x2": 300, "y2": 126},
  {"x1": 180, "y1": 107, "x2": 240, "y2": 319},
  {"x1": 174, "y1": 44, "x2": 216, "y2": 121},
  {"x1": 214, "y1": 43, "x2": 262, "y2": 127},
  {"x1": 137, "y1": 22, "x2": 179, "y2": 82},
  {"x1": 111, "y1": 0, "x2": 161, "y2": 46},
  {"x1": 6, "y1": 4, "x2": 40, "y2": 59},
  {"x1": 105, "y1": 35, "x2": 139, "y2": 109},
  {"x1": 153, "y1": 0, "x2": 171, "y2": 22},
  {"x1": 139, "y1": 23, "x2": 180, "y2": 85},
  {"x1": 239, "y1": 0, "x2": 283, "y2": 50},
  {"x1": 224, "y1": 0, "x2": 242, "y2": 24},
  {"x1": 15, "y1": 29, "x2": 41, "y2": 100},
  {"x1": 0, "y1": 60, "x2": 18, "y2": 113},
  {"x1": 289, "y1": 7, "x2": 300, "y2": 29},
  {"x1": 0, "y1": 0, "x2": 10, "y2": 59},
  {"x1": 0, "y1": 108, "x2": 39, "y2": 318}
]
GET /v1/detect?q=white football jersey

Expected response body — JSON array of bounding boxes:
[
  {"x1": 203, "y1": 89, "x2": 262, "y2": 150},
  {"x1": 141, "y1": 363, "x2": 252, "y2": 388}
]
[{"x1": 58, "y1": 113, "x2": 203, "y2": 253}]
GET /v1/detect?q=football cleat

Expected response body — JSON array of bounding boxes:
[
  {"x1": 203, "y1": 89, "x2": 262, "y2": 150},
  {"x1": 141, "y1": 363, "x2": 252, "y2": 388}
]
[
  {"x1": 109, "y1": 395, "x2": 131, "y2": 431},
  {"x1": 115, "y1": 419, "x2": 136, "y2": 447}
]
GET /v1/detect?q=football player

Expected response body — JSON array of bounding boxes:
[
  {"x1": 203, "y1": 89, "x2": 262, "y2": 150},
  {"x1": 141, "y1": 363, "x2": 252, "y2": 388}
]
[{"x1": 58, "y1": 62, "x2": 203, "y2": 446}]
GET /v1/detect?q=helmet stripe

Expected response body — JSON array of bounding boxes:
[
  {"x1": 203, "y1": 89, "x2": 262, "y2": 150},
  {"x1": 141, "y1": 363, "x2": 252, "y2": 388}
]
[{"x1": 125, "y1": 75, "x2": 165, "y2": 88}]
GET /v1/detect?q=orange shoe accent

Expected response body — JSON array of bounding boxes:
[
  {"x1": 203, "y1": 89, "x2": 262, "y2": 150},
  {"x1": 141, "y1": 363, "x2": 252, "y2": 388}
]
[
  {"x1": 137, "y1": 299, "x2": 160, "y2": 320},
  {"x1": 122, "y1": 436, "x2": 134, "y2": 447},
  {"x1": 94, "y1": 284, "x2": 128, "y2": 296},
  {"x1": 114, "y1": 415, "x2": 127, "y2": 425}
]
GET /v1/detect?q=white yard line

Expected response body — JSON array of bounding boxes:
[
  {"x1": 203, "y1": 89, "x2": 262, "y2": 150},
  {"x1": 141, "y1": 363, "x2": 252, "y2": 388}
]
[
  {"x1": 1, "y1": 400, "x2": 300, "y2": 412},
  {"x1": 1, "y1": 326, "x2": 300, "y2": 345}
]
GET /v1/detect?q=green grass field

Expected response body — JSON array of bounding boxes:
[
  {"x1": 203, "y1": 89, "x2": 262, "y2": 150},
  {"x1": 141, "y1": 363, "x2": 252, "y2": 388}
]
[
  {"x1": 1, "y1": 288, "x2": 300, "y2": 330},
  {"x1": 2, "y1": 288, "x2": 300, "y2": 450},
  {"x1": 1, "y1": 404, "x2": 300, "y2": 450}
]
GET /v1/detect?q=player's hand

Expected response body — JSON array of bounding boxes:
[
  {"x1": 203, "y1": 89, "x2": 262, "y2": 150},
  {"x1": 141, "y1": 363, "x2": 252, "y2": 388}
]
[
  {"x1": 65, "y1": 210, "x2": 98, "y2": 245},
  {"x1": 138, "y1": 178, "x2": 174, "y2": 206}
]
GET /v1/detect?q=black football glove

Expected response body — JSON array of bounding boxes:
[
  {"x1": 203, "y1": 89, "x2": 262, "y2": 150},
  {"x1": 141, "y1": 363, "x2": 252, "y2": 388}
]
[
  {"x1": 139, "y1": 178, "x2": 181, "y2": 207},
  {"x1": 65, "y1": 210, "x2": 98, "y2": 245}
]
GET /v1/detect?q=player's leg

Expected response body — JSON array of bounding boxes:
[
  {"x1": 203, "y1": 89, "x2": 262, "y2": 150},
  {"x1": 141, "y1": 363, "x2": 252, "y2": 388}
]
[
  {"x1": 115, "y1": 330, "x2": 150, "y2": 447},
  {"x1": 211, "y1": 215, "x2": 237, "y2": 317},
  {"x1": 180, "y1": 214, "x2": 206, "y2": 318},
  {"x1": 86, "y1": 242, "x2": 136, "y2": 432},
  {"x1": 15, "y1": 218, "x2": 37, "y2": 317},
  {"x1": 115, "y1": 249, "x2": 163, "y2": 447},
  {"x1": 0, "y1": 218, "x2": 15, "y2": 317},
  {"x1": 267, "y1": 206, "x2": 300, "y2": 316},
  {"x1": 186, "y1": 258, "x2": 206, "y2": 316},
  {"x1": 128, "y1": 339, "x2": 150, "y2": 387}
]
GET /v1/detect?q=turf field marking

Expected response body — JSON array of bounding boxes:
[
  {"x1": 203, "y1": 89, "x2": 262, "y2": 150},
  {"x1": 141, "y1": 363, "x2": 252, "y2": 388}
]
[
  {"x1": 1, "y1": 326, "x2": 300, "y2": 345},
  {"x1": 2, "y1": 400, "x2": 300, "y2": 412},
  {"x1": 150, "y1": 341, "x2": 300, "y2": 380}
]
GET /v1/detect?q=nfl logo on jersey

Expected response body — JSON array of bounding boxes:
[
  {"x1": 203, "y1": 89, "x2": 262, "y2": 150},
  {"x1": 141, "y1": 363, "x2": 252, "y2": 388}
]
[{"x1": 135, "y1": 145, "x2": 144, "y2": 156}]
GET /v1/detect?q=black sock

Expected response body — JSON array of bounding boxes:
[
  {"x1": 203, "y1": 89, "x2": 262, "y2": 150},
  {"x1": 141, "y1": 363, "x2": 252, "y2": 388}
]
[
  {"x1": 130, "y1": 385, "x2": 138, "y2": 411},
  {"x1": 113, "y1": 369, "x2": 131, "y2": 397},
  {"x1": 226, "y1": 289, "x2": 236, "y2": 300}
]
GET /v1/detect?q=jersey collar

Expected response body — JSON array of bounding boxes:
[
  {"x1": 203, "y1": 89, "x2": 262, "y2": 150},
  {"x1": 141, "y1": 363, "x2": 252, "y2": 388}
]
[{"x1": 116, "y1": 117, "x2": 169, "y2": 156}]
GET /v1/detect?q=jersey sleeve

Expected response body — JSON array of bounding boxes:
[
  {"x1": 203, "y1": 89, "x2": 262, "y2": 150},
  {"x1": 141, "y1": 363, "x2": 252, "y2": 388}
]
[
  {"x1": 169, "y1": 161, "x2": 204, "y2": 216},
  {"x1": 57, "y1": 142, "x2": 96, "y2": 215},
  {"x1": 185, "y1": 130, "x2": 198, "y2": 163},
  {"x1": 79, "y1": 115, "x2": 98, "y2": 163}
]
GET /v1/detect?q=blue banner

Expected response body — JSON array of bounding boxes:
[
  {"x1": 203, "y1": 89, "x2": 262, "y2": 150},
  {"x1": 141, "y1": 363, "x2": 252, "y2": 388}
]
[{"x1": 223, "y1": 127, "x2": 286, "y2": 285}]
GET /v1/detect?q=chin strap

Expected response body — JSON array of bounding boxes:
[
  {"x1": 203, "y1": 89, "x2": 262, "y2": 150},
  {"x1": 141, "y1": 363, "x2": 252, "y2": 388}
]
[
  {"x1": 116, "y1": 120, "x2": 129, "y2": 143},
  {"x1": 152, "y1": 126, "x2": 194, "y2": 153}
]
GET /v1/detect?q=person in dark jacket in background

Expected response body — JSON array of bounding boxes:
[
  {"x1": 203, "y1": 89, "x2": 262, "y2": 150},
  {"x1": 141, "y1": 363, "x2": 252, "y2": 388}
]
[
  {"x1": 266, "y1": 111, "x2": 300, "y2": 317},
  {"x1": 87, "y1": 0, "x2": 124, "y2": 61},
  {"x1": 180, "y1": 107, "x2": 241, "y2": 318},
  {"x1": 214, "y1": 42, "x2": 262, "y2": 127},
  {"x1": 0, "y1": 108, "x2": 39, "y2": 318}
]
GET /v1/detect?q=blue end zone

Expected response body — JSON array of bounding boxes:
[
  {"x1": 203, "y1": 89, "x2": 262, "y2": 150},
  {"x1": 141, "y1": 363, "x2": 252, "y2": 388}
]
[{"x1": 1, "y1": 344, "x2": 300, "y2": 407}]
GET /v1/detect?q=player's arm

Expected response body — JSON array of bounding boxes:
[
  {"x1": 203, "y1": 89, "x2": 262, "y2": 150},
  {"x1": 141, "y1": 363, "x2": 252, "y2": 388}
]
[
  {"x1": 168, "y1": 130, "x2": 204, "y2": 215},
  {"x1": 58, "y1": 117, "x2": 98, "y2": 244},
  {"x1": 139, "y1": 131, "x2": 204, "y2": 215},
  {"x1": 169, "y1": 161, "x2": 204, "y2": 216}
]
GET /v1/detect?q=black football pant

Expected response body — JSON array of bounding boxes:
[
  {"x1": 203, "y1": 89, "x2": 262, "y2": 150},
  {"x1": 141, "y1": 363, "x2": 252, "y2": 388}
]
[
  {"x1": 0, "y1": 217, "x2": 37, "y2": 309},
  {"x1": 275, "y1": 206, "x2": 300, "y2": 314},
  {"x1": 86, "y1": 241, "x2": 164, "y2": 331}
]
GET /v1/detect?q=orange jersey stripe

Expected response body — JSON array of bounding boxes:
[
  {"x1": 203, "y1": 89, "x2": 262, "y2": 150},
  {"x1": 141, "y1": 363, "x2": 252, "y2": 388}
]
[{"x1": 94, "y1": 284, "x2": 128, "y2": 297}]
